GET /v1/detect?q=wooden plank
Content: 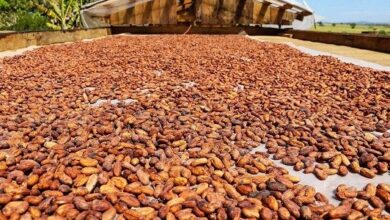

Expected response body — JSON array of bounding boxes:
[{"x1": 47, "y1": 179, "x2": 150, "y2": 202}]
[
  {"x1": 200, "y1": 0, "x2": 208, "y2": 24},
  {"x1": 111, "y1": 25, "x2": 284, "y2": 35},
  {"x1": 151, "y1": 0, "x2": 161, "y2": 24},
  {"x1": 275, "y1": 8, "x2": 286, "y2": 25},
  {"x1": 142, "y1": 1, "x2": 153, "y2": 24},
  {"x1": 281, "y1": 4, "x2": 293, "y2": 10},
  {"x1": 234, "y1": 0, "x2": 246, "y2": 24},
  {"x1": 201, "y1": 0, "x2": 219, "y2": 24},
  {"x1": 253, "y1": 1, "x2": 270, "y2": 24},
  {"x1": 160, "y1": 0, "x2": 176, "y2": 24},
  {"x1": 109, "y1": 14, "x2": 116, "y2": 25},
  {"x1": 108, "y1": 4, "x2": 119, "y2": 24},
  {"x1": 282, "y1": 11, "x2": 294, "y2": 25},
  {"x1": 119, "y1": 6, "x2": 132, "y2": 24},
  {"x1": 109, "y1": 11, "x2": 118, "y2": 25},
  {"x1": 238, "y1": 0, "x2": 253, "y2": 25},
  {"x1": 135, "y1": 2, "x2": 145, "y2": 24},
  {"x1": 270, "y1": 6, "x2": 279, "y2": 24},
  {"x1": 214, "y1": 0, "x2": 224, "y2": 24},
  {"x1": 295, "y1": 12, "x2": 304, "y2": 21},
  {"x1": 269, "y1": 3, "x2": 291, "y2": 25},
  {"x1": 195, "y1": 0, "x2": 202, "y2": 22},
  {"x1": 168, "y1": 0, "x2": 177, "y2": 24},
  {"x1": 218, "y1": 0, "x2": 237, "y2": 24},
  {"x1": 253, "y1": 1, "x2": 261, "y2": 24},
  {"x1": 104, "y1": 0, "x2": 181, "y2": 25},
  {"x1": 126, "y1": 0, "x2": 136, "y2": 24},
  {"x1": 262, "y1": 3, "x2": 271, "y2": 24},
  {"x1": 111, "y1": 2, "x2": 132, "y2": 25},
  {"x1": 160, "y1": 0, "x2": 169, "y2": 24}
]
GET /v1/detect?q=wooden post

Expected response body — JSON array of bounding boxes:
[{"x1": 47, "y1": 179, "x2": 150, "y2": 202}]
[
  {"x1": 254, "y1": 1, "x2": 271, "y2": 24},
  {"x1": 276, "y1": 3, "x2": 292, "y2": 28},
  {"x1": 234, "y1": 0, "x2": 247, "y2": 24},
  {"x1": 195, "y1": 0, "x2": 202, "y2": 23}
]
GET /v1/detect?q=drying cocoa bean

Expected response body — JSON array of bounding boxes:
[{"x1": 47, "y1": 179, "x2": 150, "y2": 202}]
[{"x1": 0, "y1": 35, "x2": 389, "y2": 219}]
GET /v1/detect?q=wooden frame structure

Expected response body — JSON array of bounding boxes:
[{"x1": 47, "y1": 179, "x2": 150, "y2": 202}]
[{"x1": 81, "y1": 0, "x2": 313, "y2": 28}]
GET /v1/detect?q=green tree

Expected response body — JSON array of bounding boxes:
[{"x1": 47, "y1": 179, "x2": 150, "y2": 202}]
[
  {"x1": 0, "y1": 0, "x2": 90, "y2": 31},
  {"x1": 0, "y1": 0, "x2": 42, "y2": 30},
  {"x1": 332, "y1": 23, "x2": 336, "y2": 27},
  {"x1": 12, "y1": 11, "x2": 49, "y2": 31},
  {"x1": 378, "y1": 30, "x2": 387, "y2": 36},
  {"x1": 36, "y1": 0, "x2": 82, "y2": 30},
  {"x1": 318, "y1": 21, "x2": 324, "y2": 26},
  {"x1": 350, "y1": 23, "x2": 356, "y2": 29},
  {"x1": 0, "y1": 0, "x2": 10, "y2": 8}
]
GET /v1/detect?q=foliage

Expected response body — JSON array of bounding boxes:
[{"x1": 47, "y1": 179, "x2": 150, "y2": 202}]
[
  {"x1": 378, "y1": 30, "x2": 387, "y2": 35},
  {"x1": 0, "y1": 0, "x2": 10, "y2": 8},
  {"x1": 311, "y1": 23, "x2": 390, "y2": 36},
  {"x1": 0, "y1": 0, "x2": 45, "y2": 30},
  {"x1": 332, "y1": 23, "x2": 336, "y2": 27},
  {"x1": 0, "y1": 0, "x2": 94, "y2": 31},
  {"x1": 350, "y1": 23, "x2": 356, "y2": 29},
  {"x1": 11, "y1": 11, "x2": 49, "y2": 31},
  {"x1": 1, "y1": 0, "x2": 36, "y2": 30},
  {"x1": 36, "y1": 0, "x2": 82, "y2": 30},
  {"x1": 318, "y1": 21, "x2": 324, "y2": 26}
]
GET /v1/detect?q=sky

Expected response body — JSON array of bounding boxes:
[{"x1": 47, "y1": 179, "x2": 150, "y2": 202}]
[{"x1": 305, "y1": 0, "x2": 390, "y2": 23}]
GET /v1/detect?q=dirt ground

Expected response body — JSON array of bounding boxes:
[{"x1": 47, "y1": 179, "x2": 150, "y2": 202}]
[{"x1": 251, "y1": 36, "x2": 390, "y2": 67}]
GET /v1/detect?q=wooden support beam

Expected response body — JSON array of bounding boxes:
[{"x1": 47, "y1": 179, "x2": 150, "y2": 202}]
[
  {"x1": 216, "y1": 0, "x2": 224, "y2": 23},
  {"x1": 281, "y1": 3, "x2": 293, "y2": 10},
  {"x1": 263, "y1": 1, "x2": 271, "y2": 6},
  {"x1": 295, "y1": 10, "x2": 312, "y2": 21},
  {"x1": 234, "y1": 0, "x2": 247, "y2": 23},
  {"x1": 195, "y1": 0, "x2": 202, "y2": 22},
  {"x1": 217, "y1": 0, "x2": 237, "y2": 25},
  {"x1": 296, "y1": 12, "x2": 304, "y2": 21},
  {"x1": 142, "y1": 1, "x2": 153, "y2": 24},
  {"x1": 254, "y1": 1, "x2": 271, "y2": 24},
  {"x1": 111, "y1": 25, "x2": 284, "y2": 35},
  {"x1": 275, "y1": 4, "x2": 291, "y2": 27}
]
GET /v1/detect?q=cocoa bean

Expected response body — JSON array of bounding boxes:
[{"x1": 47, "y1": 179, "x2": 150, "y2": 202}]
[
  {"x1": 92, "y1": 200, "x2": 111, "y2": 212},
  {"x1": 3, "y1": 201, "x2": 29, "y2": 216},
  {"x1": 329, "y1": 205, "x2": 351, "y2": 218},
  {"x1": 2, "y1": 35, "x2": 390, "y2": 219},
  {"x1": 267, "y1": 182, "x2": 287, "y2": 192},
  {"x1": 260, "y1": 207, "x2": 273, "y2": 219},
  {"x1": 74, "y1": 197, "x2": 90, "y2": 211}
]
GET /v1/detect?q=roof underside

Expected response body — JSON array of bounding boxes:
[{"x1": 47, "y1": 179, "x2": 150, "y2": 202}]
[
  {"x1": 81, "y1": 0, "x2": 314, "y2": 28},
  {"x1": 82, "y1": 0, "x2": 313, "y2": 16}
]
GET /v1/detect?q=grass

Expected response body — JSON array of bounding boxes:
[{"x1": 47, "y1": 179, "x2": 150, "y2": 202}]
[{"x1": 311, "y1": 23, "x2": 390, "y2": 36}]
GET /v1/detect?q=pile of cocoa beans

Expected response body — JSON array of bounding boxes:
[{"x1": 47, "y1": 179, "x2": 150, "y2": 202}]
[
  {"x1": 331, "y1": 183, "x2": 390, "y2": 219},
  {"x1": 0, "y1": 35, "x2": 388, "y2": 219}
]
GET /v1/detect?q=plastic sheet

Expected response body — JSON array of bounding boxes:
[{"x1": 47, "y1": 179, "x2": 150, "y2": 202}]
[{"x1": 81, "y1": 0, "x2": 154, "y2": 28}]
